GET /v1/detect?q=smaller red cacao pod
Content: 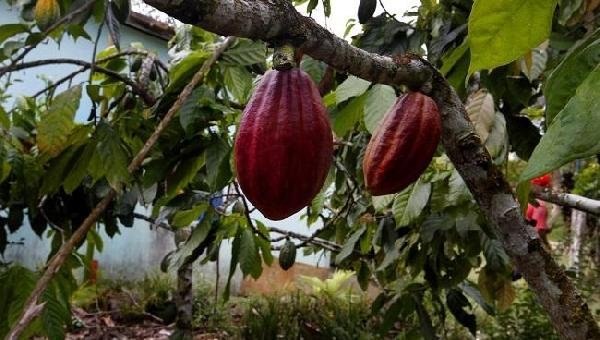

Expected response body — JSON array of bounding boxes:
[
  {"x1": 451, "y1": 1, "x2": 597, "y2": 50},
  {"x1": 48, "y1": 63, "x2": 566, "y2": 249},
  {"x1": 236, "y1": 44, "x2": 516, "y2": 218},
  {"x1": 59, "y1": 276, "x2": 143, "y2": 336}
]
[
  {"x1": 363, "y1": 91, "x2": 441, "y2": 195},
  {"x1": 234, "y1": 68, "x2": 333, "y2": 220}
]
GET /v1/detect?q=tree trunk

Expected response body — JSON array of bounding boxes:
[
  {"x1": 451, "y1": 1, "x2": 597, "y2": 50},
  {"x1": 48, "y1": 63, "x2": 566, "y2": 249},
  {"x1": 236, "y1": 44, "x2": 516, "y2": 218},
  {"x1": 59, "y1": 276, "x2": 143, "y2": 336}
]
[
  {"x1": 569, "y1": 210, "x2": 587, "y2": 275},
  {"x1": 174, "y1": 227, "x2": 193, "y2": 339},
  {"x1": 142, "y1": 1, "x2": 600, "y2": 338}
]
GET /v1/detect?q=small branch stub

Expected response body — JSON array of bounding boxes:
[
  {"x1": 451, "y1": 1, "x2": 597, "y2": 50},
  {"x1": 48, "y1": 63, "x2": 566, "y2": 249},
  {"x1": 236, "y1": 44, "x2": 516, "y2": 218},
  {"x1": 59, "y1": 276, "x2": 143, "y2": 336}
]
[{"x1": 273, "y1": 43, "x2": 297, "y2": 71}]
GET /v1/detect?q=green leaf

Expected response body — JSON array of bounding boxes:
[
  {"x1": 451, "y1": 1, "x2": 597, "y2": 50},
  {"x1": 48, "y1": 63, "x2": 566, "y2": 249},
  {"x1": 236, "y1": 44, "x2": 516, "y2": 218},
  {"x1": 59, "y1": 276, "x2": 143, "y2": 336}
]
[
  {"x1": 0, "y1": 24, "x2": 29, "y2": 45},
  {"x1": 222, "y1": 66, "x2": 253, "y2": 104},
  {"x1": 393, "y1": 180, "x2": 431, "y2": 227},
  {"x1": 165, "y1": 50, "x2": 209, "y2": 94},
  {"x1": 204, "y1": 137, "x2": 231, "y2": 191},
  {"x1": 95, "y1": 121, "x2": 131, "y2": 189},
  {"x1": 336, "y1": 226, "x2": 366, "y2": 264},
  {"x1": 221, "y1": 39, "x2": 266, "y2": 66},
  {"x1": 239, "y1": 228, "x2": 262, "y2": 279},
  {"x1": 255, "y1": 221, "x2": 274, "y2": 266},
  {"x1": 481, "y1": 234, "x2": 510, "y2": 271},
  {"x1": 166, "y1": 153, "x2": 205, "y2": 199},
  {"x1": 63, "y1": 141, "x2": 96, "y2": 194},
  {"x1": 468, "y1": 0, "x2": 558, "y2": 74},
  {"x1": 372, "y1": 194, "x2": 395, "y2": 211},
  {"x1": 545, "y1": 28, "x2": 600, "y2": 123},
  {"x1": 37, "y1": 86, "x2": 82, "y2": 157},
  {"x1": 300, "y1": 56, "x2": 326, "y2": 84},
  {"x1": 170, "y1": 213, "x2": 212, "y2": 270},
  {"x1": 440, "y1": 39, "x2": 469, "y2": 76},
  {"x1": 171, "y1": 205, "x2": 207, "y2": 228},
  {"x1": 447, "y1": 170, "x2": 471, "y2": 205},
  {"x1": 0, "y1": 266, "x2": 37, "y2": 338},
  {"x1": 178, "y1": 86, "x2": 214, "y2": 133},
  {"x1": 330, "y1": 94, "x2": 366, "y2": 136},
  {"x1": 224, "y1": 225, "x2": 241, "y2": 300},
  {"x1": 335, "y1": 76, "x2": 371, "y2": 104},
  {"x1": 40, "y1": 146, "x2": 80, "y2": 195},
  {"x1": 363, "y1": 85, "x2": 396, "y2": 133},
  {"x1": 521, "y1": 65, "x2": 600, "y2": 181}
]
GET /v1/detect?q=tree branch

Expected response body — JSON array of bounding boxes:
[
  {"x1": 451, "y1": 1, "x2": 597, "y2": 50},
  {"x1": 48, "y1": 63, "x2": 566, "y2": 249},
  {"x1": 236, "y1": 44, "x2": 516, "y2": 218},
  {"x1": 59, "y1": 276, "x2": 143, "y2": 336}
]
[
  {"x1": 532, "y1": 186, "x2": 600, "y2": 216},
  {"x1": 5, "y1": 36, "x2": 237, "y2": 340},
  {"x1": 0, "y1": 0, "x2": 97, "y2": 79},
  {"x1": 143, "y1": 1, "x2": 600, "y2": 338},
  {"x1": 0, "y1": 58, "x2": 156, "y2": 106}
]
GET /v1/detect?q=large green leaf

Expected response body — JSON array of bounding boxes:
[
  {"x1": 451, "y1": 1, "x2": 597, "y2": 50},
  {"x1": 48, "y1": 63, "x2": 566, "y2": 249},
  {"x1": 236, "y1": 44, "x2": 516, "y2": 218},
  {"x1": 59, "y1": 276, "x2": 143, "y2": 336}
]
[
  {"x1": 166, "y1": 153, "x2": 206, "y2": 199},
  {"x1": 545, "y1": 28, "x2": 600, "y2": 123},
  {"x1": 165, "y1": 50, "x2": 208, "y2": 94},
  {"x1": 95, "y1": 122, "x2": 131, "y2": 189},
  {"x1": 330, "y1": 94, "x2": 366, "y2": 136},
  {"x1": 222, "y1": 66, "x2": 253, "y2": 104},
  {"x1": 221, "y1": 39, "x2": 266, "y2": 66},
  {"x1": 336, "y1": 226, "x2": 366, "y2": 264},
  {"x1": 170, "y1": 213, "x2": 212, "y2": 269},
  {"x1": 37, "y1": 86, "x2": 82, "y2": 157},
  {"x1": 204, "y1": 137, "x2": 231, "y2": 191},
  {"x1": 521, "y1": 65, "x2": 600, "y2": 181},
  {"x1": 363, "y1": 85, "x2": 396, "y2": 133},
  {"x1": 171, "y1": 204, "x2": 207, "y2": 228},
  {"x1": 393, "y1": 180, "x2": 432, "y2": 227},
  {"x1": 239, "y1": 228, "x2": 262, "y2": 279},
  {"x1": 334, "y1": 75, "x2": 371, "y2": 104},
  {"x1": 0, "y1": 266, "x2": 37, "y2": 338},
  {"x1": 468, "y1": 0, "x2": 558, "y2": 74}
]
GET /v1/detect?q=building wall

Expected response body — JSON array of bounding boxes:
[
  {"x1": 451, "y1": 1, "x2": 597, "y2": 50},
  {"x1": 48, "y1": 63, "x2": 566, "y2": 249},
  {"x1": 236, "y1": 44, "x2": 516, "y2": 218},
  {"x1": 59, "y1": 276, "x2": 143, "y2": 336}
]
[{"x1": 1, "y1": 3, "x2": 330, "y2": 292}]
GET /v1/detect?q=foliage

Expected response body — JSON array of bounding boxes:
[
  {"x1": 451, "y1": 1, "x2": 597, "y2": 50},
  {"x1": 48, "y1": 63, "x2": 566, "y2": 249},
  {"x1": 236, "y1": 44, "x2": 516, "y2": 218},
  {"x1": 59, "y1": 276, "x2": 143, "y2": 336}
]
[
  {"x1": 241, "y1": 290, "x2": 377, "y2": 340},
  {"x1": 477, "y1": 284, "x2": 559, "y2": 340},
  {"x1": 573, "y1": 160, "x2": 600, "y2": 200}
]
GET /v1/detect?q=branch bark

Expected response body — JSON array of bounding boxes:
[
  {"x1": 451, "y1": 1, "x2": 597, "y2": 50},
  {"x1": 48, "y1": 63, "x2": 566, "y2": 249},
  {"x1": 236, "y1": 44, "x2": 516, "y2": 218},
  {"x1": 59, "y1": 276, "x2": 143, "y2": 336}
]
[
  {"x1": 0, "y1": 56, "x2": 156, "y2": 106},
  {"x1": 532, "y1": 186, "x2": 600, "y2": 215},
  {"x1": 143, "y1": 1, "x2": 600, "y2": 339},
  {"x1": 5, "y1": 36, "x2": 237, "y2": 340}
]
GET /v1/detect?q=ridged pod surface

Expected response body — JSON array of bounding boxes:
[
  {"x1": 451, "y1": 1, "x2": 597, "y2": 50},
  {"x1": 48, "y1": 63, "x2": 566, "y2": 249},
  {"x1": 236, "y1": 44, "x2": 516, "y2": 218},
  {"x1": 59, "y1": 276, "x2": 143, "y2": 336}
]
[
  {"x1": 363, "y1": 91, "x2": 441, "y2": 196},
  {"x1": 35, "y1": 0, "x2": 61, "y2": 31},
  {"x1": 234, "y1": 68, "x2": 333, "y2": 220}
]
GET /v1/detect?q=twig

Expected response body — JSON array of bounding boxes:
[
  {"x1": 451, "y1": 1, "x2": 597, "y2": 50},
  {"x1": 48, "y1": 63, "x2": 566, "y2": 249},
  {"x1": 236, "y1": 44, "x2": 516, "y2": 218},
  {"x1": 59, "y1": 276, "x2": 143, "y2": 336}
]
[
  {"x1": 532, "y1": 186, "x2": 600, "y2": 216},
  {"x1": 378, "y1": 0, "x2": 401, "y2": 24},
  {"x1": 0, "y1": 0, "x2": 96, "y2": 79},
  {"x1": 232, "y1": 181, "x2": 271, "y2": 242},
  {"x1": 269, "y1": 226, "x2": 341, "y2": 252},
  {"x1": 5, "y1": 36, "x2": 237, "y2": 340}
]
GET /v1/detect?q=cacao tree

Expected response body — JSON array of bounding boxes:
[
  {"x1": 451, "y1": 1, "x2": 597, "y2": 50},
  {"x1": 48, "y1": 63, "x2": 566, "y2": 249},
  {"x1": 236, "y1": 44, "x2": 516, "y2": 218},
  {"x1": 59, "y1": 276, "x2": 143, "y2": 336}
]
[{"x1": 1, "y1": 0, "x2": 600, "y2": 339}]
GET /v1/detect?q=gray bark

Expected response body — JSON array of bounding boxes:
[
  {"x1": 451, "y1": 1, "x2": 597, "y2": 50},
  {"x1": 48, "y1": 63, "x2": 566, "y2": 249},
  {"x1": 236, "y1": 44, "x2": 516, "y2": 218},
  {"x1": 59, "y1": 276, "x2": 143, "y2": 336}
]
[
  {"x1": 143, "y1": 1, "x2": 600, "y2": 339},
  {"x1": 569, "y1": 210, "x2": 588, "y2": 275},
  {"x1": 533, "y1": 186, "x2": 600, "y2": 215}
]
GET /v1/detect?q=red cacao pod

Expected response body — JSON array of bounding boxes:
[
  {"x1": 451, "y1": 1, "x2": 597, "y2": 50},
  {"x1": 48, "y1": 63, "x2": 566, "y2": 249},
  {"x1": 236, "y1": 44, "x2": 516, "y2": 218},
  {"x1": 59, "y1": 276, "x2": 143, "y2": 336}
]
[
  {"x1": 363, "y1": 91, "x2": 441, "y2": 195},
  {"x1": 234, "y1": 68, "x2": 333, "y2": 220}
]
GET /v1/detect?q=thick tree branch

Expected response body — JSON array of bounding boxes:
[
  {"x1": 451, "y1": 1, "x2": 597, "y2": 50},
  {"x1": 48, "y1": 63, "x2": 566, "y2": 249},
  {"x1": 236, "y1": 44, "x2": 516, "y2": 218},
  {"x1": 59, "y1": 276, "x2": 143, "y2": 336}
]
[
  {"x1": 144, "y1": 1, "x2": 600, "y2": 339},
  {"x1": 532, "y1": 186, "x2": 600, "y2": 215},
  {"x1": 5, "y1": 36, "x2": 237, "y2": 340}
]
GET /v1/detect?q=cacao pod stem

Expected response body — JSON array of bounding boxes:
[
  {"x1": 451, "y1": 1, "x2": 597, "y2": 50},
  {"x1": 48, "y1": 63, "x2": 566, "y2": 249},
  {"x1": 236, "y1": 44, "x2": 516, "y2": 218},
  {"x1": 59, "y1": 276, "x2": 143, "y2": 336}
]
[{"x1": 273, "y1": 43, "x2": 296, "y2": 71}]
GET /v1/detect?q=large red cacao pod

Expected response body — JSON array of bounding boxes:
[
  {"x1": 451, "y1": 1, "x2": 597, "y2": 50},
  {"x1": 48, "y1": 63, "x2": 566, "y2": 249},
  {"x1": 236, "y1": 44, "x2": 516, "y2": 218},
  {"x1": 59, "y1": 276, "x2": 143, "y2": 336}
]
[
  {"x1": 234, "y1": 68, "x2": 333, "y2": 220},
  {"x1": 363, "y1": 91, "x2": 441, "y2": 196}
]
